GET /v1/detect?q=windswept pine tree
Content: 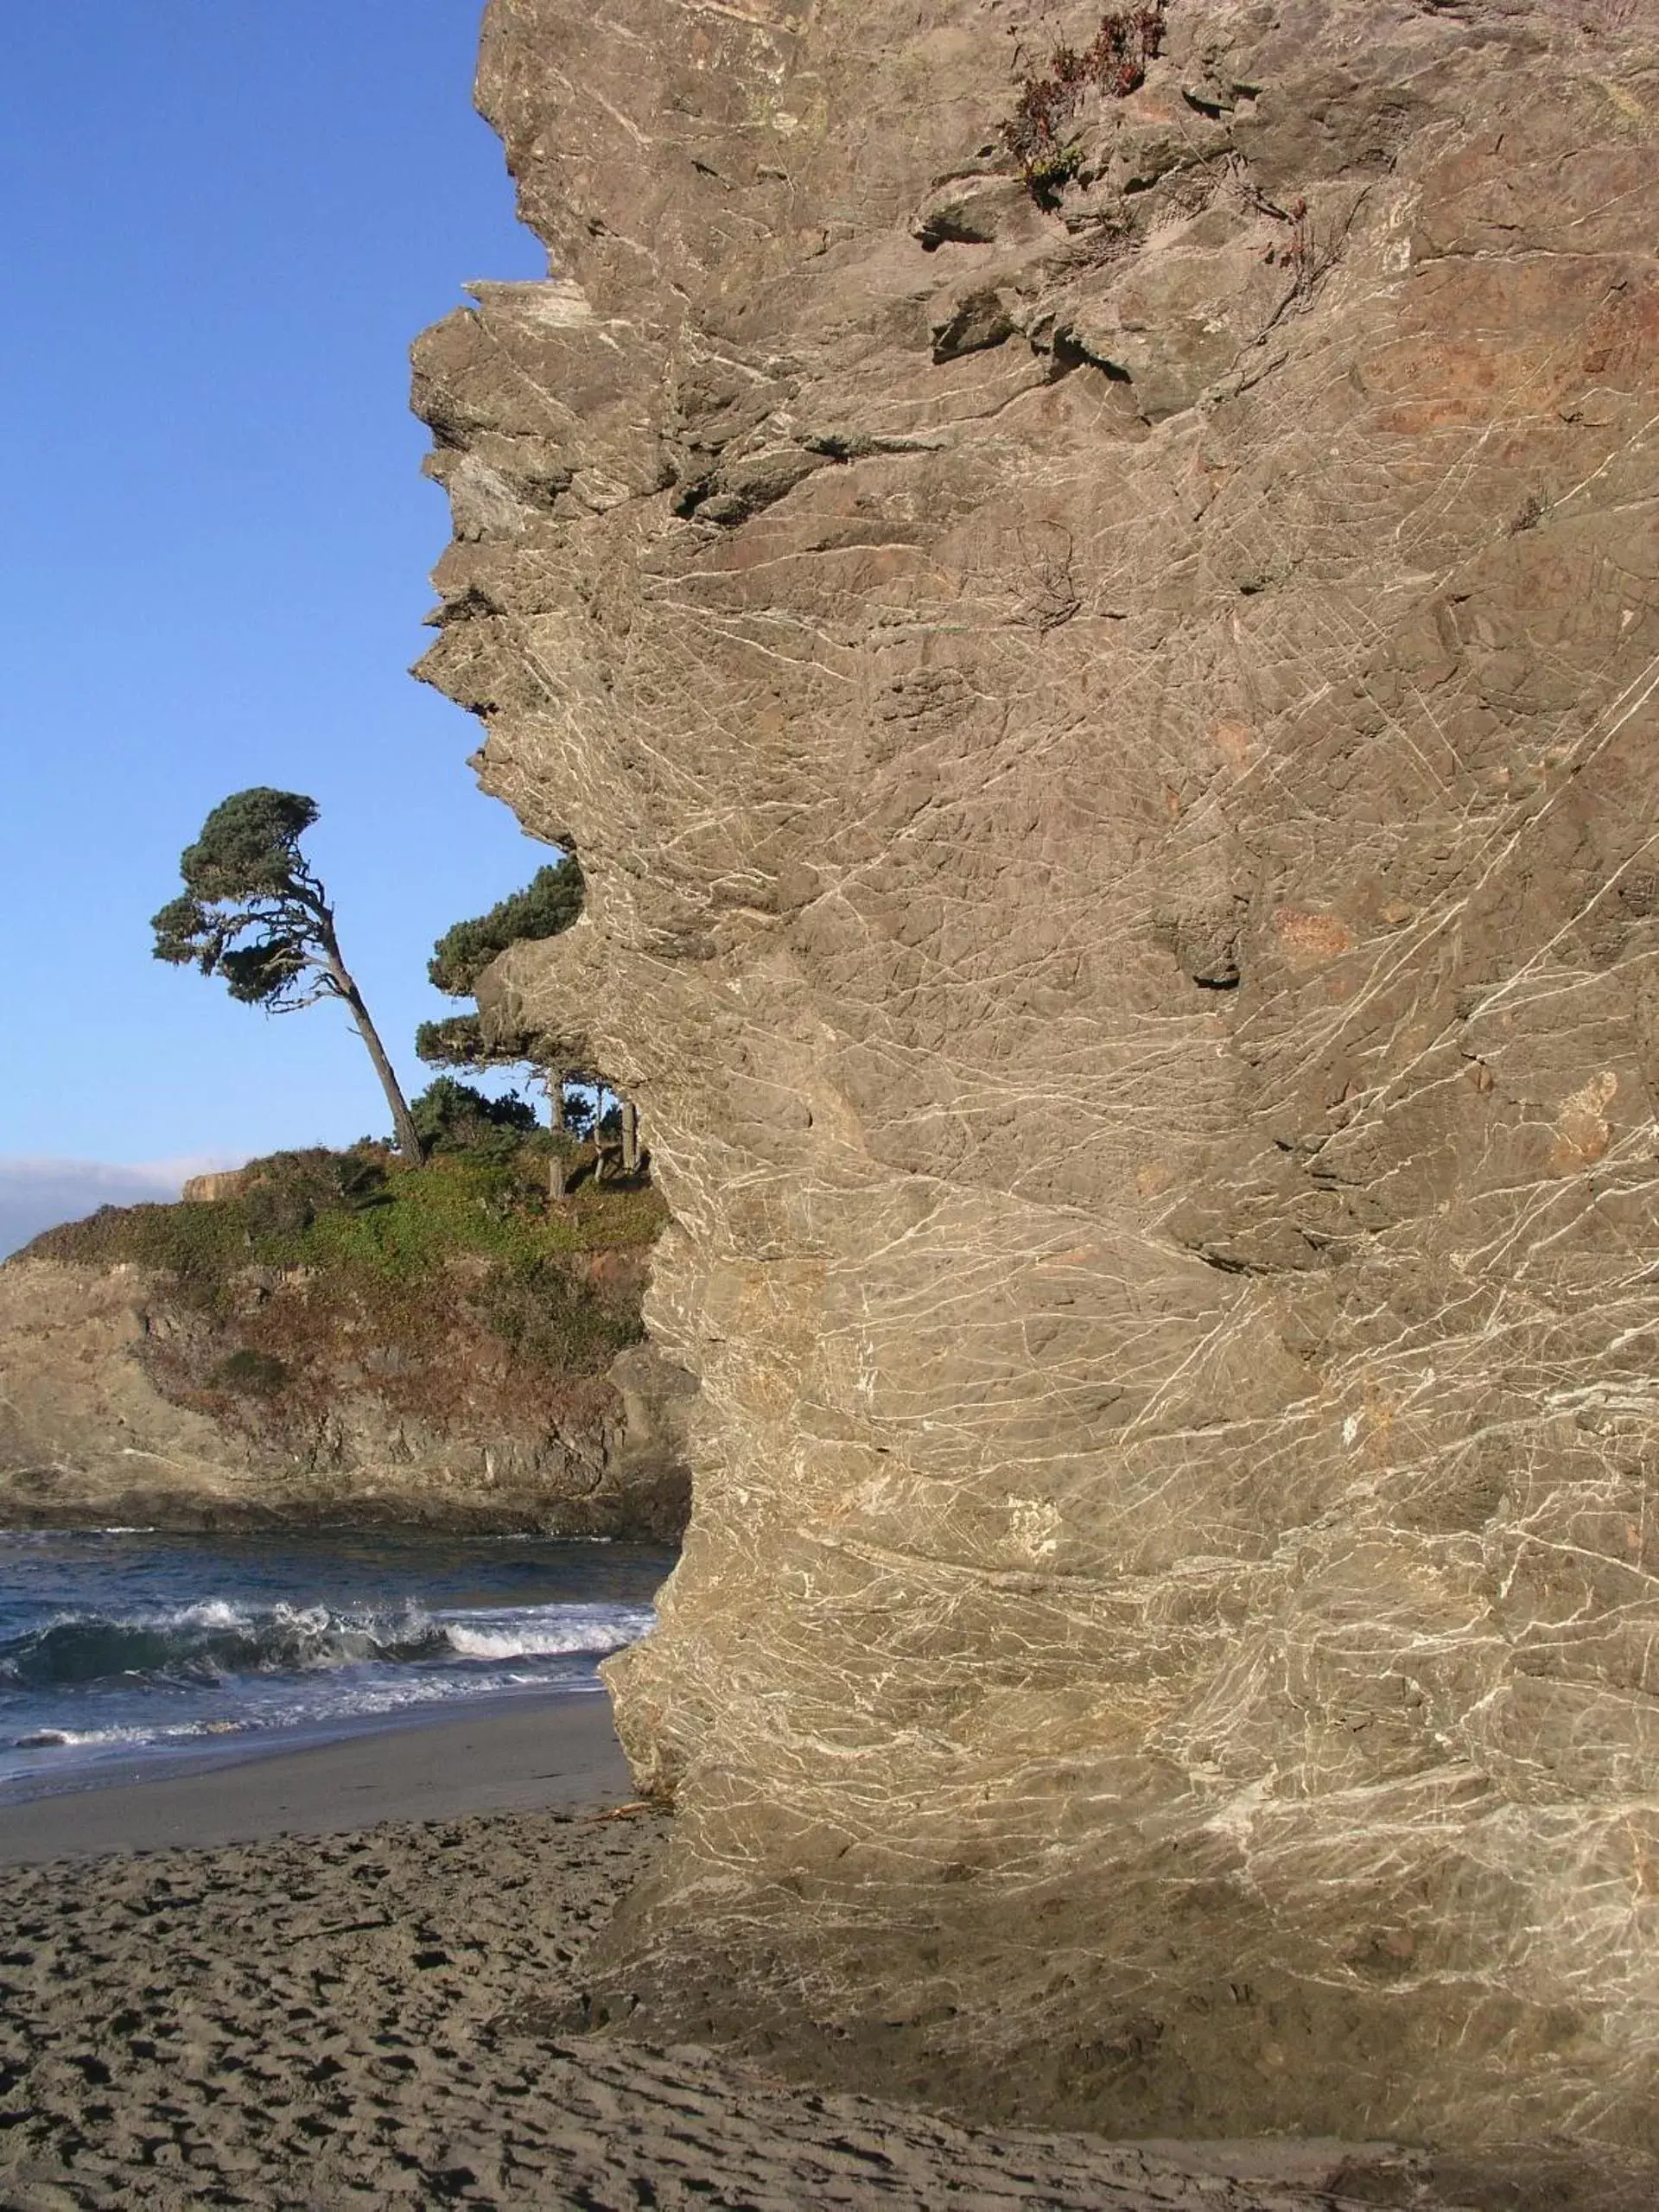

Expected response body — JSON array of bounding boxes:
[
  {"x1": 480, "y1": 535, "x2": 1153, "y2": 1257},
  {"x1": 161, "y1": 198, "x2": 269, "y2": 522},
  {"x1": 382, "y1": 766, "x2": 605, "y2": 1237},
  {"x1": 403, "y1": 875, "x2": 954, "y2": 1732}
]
[{"x1": 151, "y1": 787, "x2": 425, "y2": 1163}]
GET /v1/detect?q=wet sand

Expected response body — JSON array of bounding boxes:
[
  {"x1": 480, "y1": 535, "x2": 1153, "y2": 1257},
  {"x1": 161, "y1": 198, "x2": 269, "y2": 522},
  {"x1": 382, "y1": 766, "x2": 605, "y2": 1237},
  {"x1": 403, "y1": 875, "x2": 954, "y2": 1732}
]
[
  {"x1": 0, "y1": 1697, "x2": 632, "y2": 1864},
  {"x1": 0, "y1": 1706, "x2": 1426, "y2": 2209}
]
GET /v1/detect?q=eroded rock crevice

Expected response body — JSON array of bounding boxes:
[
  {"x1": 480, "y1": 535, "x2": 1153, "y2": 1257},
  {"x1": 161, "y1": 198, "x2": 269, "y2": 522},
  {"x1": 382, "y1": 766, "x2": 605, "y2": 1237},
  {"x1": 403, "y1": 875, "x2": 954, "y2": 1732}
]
[{"x1": 415, "y1": 0, "x2": 1659, "y2": 2194}]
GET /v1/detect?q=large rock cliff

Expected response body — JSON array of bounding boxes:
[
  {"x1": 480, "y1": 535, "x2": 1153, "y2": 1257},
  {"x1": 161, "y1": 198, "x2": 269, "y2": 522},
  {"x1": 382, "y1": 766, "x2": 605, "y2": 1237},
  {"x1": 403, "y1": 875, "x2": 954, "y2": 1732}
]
[{"x1": 415, "y1": 0, "x2": 1659, "y2": 2194}]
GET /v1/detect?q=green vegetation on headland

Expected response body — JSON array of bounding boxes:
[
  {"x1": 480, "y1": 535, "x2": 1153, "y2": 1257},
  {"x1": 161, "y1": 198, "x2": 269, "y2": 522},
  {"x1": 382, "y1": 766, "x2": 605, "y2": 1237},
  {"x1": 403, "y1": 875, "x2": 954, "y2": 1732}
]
[
  {"x1": 26, "y1": 1141, "x2": 664, "y2": 1294},
  {"x1": 21, "y1": 1136, "x2": 668, "y2": 1452}
]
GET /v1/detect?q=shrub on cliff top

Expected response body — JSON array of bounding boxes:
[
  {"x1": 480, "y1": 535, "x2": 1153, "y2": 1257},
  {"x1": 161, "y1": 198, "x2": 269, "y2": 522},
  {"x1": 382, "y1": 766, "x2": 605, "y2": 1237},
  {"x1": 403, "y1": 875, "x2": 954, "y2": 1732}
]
[
  {"x1": 479, "y1": 1254, "x2": 643, "y2": 1373},
  {"x1": 410, "y1": 1077, "x2": 538, "y2": 1161},
  {"x1": 239, "y1": 1147, "x2": 390, "y2": 1236},
  {"x1": 213, "y1": 1348, "x2": 289, "y2": 1395}
]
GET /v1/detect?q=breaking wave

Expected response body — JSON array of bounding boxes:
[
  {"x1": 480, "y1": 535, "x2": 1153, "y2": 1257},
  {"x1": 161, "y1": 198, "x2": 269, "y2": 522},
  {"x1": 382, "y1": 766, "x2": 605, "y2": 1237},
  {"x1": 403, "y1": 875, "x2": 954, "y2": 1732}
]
[
  {"x1": 0, "y1": 1598, "x2": 655, "y2": 1692},
  {"x1": 0, "y1": 1529, "x2": 672, "y2": 1792}
]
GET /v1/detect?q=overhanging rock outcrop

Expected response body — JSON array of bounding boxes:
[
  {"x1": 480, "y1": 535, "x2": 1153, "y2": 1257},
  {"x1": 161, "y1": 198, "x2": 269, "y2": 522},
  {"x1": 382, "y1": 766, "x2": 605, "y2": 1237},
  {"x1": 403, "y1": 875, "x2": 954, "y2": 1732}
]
[{"x1": 416, "y1": 0, "x2": 1659, "y2": 2193}]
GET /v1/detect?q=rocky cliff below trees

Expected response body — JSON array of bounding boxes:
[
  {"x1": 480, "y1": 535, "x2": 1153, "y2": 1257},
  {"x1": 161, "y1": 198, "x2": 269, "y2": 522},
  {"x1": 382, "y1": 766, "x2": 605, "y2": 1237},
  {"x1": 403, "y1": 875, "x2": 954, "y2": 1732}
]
[
  {"x1": 413, "y1": 0, "x2": 1658, "y2": 2197},
  {"x1": 1, "y1": 1150, "x2": 690, "y2": 1537}
]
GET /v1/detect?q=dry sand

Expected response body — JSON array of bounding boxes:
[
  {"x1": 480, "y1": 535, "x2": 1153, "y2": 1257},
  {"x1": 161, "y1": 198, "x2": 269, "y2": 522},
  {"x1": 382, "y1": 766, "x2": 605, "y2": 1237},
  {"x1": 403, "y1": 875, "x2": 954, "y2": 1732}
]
[{"x1": 0, "y1": 1709, "x2": 1436, "y2": 2210}]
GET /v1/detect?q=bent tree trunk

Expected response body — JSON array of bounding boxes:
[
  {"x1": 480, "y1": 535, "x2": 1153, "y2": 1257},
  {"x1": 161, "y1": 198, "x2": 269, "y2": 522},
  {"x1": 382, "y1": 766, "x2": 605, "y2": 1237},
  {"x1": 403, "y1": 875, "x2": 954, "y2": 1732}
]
[{"x1": 327, "y1": 951, "x2": 425, "y2": 1163}]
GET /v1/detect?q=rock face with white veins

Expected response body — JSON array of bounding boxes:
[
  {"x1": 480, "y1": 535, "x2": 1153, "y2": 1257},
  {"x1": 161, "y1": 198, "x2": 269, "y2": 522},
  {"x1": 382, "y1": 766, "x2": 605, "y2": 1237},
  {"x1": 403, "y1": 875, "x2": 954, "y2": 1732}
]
[{"x1": 415, "y1": 0, "x2": 1659, "y2": 2195}]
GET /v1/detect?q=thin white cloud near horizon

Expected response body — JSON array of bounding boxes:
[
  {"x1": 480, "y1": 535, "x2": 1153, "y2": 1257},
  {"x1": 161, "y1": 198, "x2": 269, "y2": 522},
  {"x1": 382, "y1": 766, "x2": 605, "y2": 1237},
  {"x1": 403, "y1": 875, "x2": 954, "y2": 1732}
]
[{"x1": 0, "y1": 1154, "x2": 247, "y2": 1261}]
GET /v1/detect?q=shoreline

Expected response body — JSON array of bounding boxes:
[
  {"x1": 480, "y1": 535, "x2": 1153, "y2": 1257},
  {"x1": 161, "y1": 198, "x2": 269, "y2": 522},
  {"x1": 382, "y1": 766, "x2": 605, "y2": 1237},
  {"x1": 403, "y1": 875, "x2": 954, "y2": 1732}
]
[
  {"x1": 1, "y1": 1501, "x2": 647, "y2": 1536},
  {"x1": 0, "y1": 1691, "x2": 633, "y2": 1863}
]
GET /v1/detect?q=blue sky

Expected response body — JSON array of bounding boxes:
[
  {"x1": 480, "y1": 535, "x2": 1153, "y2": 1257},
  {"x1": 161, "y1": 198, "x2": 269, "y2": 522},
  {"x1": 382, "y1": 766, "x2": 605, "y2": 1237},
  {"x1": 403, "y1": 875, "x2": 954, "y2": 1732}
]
[{"x1": 0, "y1": 2, "x2": 550, "y2": 1245}]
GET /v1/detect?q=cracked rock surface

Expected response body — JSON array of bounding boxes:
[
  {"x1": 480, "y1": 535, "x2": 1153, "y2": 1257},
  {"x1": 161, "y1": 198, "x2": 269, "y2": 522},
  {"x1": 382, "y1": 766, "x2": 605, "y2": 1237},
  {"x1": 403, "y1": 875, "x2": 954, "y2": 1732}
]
[{"x1": 414, "y1": 0, "x2": 1659, "y2": 2196}]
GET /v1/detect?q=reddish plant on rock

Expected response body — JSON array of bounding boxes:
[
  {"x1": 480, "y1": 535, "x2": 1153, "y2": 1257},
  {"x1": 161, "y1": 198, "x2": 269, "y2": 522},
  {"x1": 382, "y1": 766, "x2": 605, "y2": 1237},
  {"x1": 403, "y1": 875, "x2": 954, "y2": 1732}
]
[{"x1": 1002, "y1": 3, "x2": 1166, "y2": 204}]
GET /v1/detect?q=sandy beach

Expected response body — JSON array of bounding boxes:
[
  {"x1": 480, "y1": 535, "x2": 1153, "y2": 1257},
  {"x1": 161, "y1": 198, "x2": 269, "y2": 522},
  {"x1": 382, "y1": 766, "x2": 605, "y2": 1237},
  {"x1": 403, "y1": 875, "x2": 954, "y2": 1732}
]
[{"x1": 0, "y1": 1705, "x2": 1433, "y2": 2211}]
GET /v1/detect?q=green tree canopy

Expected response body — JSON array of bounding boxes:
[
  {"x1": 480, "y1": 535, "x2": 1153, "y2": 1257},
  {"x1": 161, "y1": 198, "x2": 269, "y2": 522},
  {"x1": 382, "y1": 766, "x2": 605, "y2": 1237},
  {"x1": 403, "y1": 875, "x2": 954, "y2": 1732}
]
[
  {"x1": 427, "y1": 855, "x2": 584, "y2": 997},
  {"x1": 152, "y1": 786, "x2": 425, "y2": 1162},
  {"x1": 152, "y1": 789, "x2": 327, "y2": 1008},
  {"x1": 414, "y1": 1013, "x2": 511, "y2": 1073},
  {"x1": 415, "y1": 1011, "x2": 593, "y2": 1084}
]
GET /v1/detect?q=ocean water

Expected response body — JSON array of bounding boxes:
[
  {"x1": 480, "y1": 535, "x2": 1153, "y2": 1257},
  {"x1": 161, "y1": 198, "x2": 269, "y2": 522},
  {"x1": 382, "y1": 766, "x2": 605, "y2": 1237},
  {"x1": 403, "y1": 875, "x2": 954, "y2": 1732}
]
[{"x1": 0, "y1": 1528, "x2": 672, "y2": 1801}]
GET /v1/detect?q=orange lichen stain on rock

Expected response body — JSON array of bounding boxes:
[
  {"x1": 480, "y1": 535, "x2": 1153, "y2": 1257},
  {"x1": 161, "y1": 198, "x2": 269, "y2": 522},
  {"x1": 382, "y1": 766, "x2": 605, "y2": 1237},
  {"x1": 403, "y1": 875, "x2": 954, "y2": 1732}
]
[
  {"x1": 1568, "y1": 289, "x2": 1659, "y2": 397},
  {"x1": 1552, "y1": 1070, "x2": 1618, "y2": 1170},
  {"x1": 1134, "y1": 1161, "x2": 1174, "y2": 1198},
  {"x1": 1273, "y1": 907, "x2": 1355, "y2": 964},
  {"x1": 1209, "y1": 718, "x2": 1258, "y2": 777},
  {"x1": 1033, "y1": 1243, "x2": 1104, "y2": 1272},
  {"x1": 1384, "y1": 260, "x2": 1656, "y2": 437},
  {"x1": 1359, "y1": 1376, "x2": 1398, "y2": 1456}
]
